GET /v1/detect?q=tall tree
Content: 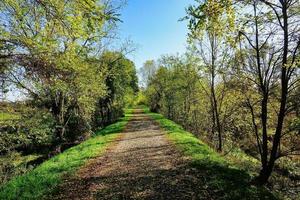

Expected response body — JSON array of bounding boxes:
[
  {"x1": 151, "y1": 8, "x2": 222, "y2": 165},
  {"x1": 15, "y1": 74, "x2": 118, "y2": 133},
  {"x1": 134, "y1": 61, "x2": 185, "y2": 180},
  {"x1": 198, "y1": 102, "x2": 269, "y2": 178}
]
[
  {"x1": 237, "y1": 0, "x2": 300, "y2": 184},
  {"x1": 0, "y1": 0, "x2": 122, "y2": 152},
  {"x1": 185, "y1": 0, "x2": 235, "y2": 151},
  {"x1": 139, "y1": 60, "x2": 157, "y2": 89}
]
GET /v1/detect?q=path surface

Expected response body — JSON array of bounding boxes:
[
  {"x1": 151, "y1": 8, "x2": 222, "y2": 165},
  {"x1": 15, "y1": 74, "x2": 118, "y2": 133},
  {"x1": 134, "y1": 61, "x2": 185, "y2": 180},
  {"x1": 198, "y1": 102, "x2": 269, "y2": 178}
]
[{"x1": 52, "y1": 110, "x2": 204, "y2": 200}]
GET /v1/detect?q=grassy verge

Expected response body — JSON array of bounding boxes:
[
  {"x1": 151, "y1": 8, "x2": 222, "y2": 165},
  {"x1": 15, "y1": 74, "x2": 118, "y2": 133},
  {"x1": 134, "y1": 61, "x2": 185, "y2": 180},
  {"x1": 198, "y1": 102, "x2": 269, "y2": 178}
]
[
  {"x1": 145, "y1": 108, "x2": 278, "y2": 200},
  {"x1": 0, "y1": 109, "x2": 133, "y2": 200},
  {"x1": 0, "y1": 152, "x2": 43, "y2": 186},
  {"x1": 0, "y1": 112, "x2": 20, "y2": 124}
]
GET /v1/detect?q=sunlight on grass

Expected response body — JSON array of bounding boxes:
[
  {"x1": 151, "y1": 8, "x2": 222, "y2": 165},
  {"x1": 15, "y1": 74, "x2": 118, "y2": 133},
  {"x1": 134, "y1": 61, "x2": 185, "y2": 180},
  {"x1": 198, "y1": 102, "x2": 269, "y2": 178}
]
[
  {"x1": 0, "y1": 109, "x2": 132, "y2": 200},
  {"x1": 145, "y1": 108, "x2": 277, "y2": 200},
  {"x1": 0, "y1": 112, "x2": 20, "y2": 122}
]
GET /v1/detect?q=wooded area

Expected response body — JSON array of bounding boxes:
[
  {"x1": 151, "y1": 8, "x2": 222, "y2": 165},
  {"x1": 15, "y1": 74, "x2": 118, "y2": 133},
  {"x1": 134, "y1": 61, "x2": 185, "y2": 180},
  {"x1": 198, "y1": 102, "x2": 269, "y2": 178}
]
[
  {"x1": 0, "y1": 0, "x2": 299, "y2": 199},
  {"x1": 140, "y1": 0, "x2": 300, "y2": 195},
  {"x1": 0, "y1": 0, "x2": 138, "y2": 186}
]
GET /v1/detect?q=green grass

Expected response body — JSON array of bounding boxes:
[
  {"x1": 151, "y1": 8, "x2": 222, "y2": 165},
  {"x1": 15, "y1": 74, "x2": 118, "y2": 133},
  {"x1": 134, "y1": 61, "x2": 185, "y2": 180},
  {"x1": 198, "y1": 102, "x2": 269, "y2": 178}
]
[
  {"x1": 145, "y1": 108, "x2": 278, "y2": 200},
  {"x1": 0, "y1": 112, "x2": 20, "y2": 122},
  {"x1": 0, "y1": 109, "x2": 133, "y2": 200},
  {"x1": 0, "y1": 152, "x2": 44, "y2": 186}
]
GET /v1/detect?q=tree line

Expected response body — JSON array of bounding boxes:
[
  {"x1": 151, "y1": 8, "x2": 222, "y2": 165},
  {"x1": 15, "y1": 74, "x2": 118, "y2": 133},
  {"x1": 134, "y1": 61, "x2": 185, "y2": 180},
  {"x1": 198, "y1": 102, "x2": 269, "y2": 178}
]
[
  {"x1": 142, "y1": 0, "x2": 299, "y2": 185},
  {"x1": 0, "y1": 0, "x2": 138, "y2": 163}
]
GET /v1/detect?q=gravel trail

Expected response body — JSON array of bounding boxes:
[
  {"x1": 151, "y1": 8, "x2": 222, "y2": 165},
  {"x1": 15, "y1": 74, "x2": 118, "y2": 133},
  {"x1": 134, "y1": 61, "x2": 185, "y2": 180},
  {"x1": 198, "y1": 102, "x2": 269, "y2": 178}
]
[{"x1": 52, "y1": 109, "x2": 203, "y2": 200}]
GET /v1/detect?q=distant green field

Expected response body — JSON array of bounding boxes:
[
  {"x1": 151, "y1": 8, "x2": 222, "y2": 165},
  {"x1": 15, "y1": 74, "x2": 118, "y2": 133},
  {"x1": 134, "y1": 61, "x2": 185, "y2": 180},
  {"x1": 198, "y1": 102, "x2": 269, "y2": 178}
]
[{"x1": 0, "y1": 112, "x2": 21, "y2": 121}]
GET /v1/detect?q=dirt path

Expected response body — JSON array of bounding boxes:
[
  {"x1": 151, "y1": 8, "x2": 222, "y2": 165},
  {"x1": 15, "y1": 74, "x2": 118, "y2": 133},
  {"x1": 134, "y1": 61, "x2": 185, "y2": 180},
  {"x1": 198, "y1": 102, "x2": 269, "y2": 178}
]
[{"x1": 52, "y1": 109, "x2": 204, "y2": 200}]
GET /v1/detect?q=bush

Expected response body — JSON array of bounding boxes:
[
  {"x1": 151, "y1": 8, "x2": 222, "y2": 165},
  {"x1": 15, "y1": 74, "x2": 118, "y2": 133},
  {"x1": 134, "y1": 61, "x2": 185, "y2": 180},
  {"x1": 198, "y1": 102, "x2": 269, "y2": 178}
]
[
  {"x1": 0, "y1": 108, "x2": 55, "y2": 154},
  {"x1": 134, "y1": 91, "x2": 147, "y2": 106},
  {"x1": 65, "y1": 113, "x2": 91, "y2": 142}
]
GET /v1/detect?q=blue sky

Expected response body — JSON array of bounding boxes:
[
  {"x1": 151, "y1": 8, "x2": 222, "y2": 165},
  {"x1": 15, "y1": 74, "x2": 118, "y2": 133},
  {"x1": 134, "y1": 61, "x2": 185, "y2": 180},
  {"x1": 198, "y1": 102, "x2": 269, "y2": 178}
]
[{"x1": 118, "y1": 0, "x2": 194, "y2": 70}]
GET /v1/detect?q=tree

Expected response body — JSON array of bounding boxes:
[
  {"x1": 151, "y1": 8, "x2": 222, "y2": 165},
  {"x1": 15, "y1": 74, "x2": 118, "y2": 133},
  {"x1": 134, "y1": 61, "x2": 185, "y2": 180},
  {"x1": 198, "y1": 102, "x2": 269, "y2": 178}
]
[
  {"x1": 236, "y1": 0, "x2": 300, "y2": 184},
  {"x1": 0, "y1": 0, "x2": 124, "y2": 152},
  {"x1": 145, "y1": 53, "x2": 200, "y2": 125},
  {"x1": 94, "y1": 51, "x2": 139, "y2": 128},
  {"x1": 139, "y1": 60, "x2": 157, "y2": 88},
  {"x1": 185, "y1": 0, "x2": 235, "y2": 151}
]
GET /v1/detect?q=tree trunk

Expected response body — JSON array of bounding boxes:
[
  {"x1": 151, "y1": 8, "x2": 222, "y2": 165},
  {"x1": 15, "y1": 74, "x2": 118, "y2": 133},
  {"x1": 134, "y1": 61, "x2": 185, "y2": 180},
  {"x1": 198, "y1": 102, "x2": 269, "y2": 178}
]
[
  {"x1": 256, "y1": 1, "x2": 289, "y2": 185},
  {"x1": 210, "y1": 32, "x2": 222, "y2": 152}
]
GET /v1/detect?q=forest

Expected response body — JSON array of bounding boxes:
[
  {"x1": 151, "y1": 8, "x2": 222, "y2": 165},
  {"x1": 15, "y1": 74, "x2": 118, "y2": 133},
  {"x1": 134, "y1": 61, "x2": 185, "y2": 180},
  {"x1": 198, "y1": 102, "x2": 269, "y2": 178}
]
[{"x1": 0, "y1": 0, "x2": 299, "y2": 200}]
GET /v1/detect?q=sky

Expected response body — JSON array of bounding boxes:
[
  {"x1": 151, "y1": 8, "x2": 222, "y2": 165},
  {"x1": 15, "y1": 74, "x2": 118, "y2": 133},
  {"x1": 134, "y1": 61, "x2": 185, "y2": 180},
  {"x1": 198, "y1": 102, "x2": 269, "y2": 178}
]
[{"x1": 118, "y1": 0, "x2": 194, "y2": 70}]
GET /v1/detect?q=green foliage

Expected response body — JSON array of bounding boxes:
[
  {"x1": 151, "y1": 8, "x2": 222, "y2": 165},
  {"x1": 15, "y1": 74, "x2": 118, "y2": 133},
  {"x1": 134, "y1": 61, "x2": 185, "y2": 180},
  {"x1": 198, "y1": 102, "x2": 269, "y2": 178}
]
[
  {"x1": 93, "y1": 52, "x2": 139, "y2": 128},
  {"x1": 185, "y1": 0, "x2": 235, "y2": 43},
  {"x1": 289, "y1": 117, "x2": 300, "y2": 133},
  {"x1": 134, "y1": 91, "x2": 148, "y2": 106},
  {"x1": 142, "y1": 0, "x2": 299, "y2": 192},
  {"x1": 21, "y1": 109, "x2": 55, "y2": 145},
  {"x1": 0, "y1": 0, "x2": 139, "y2": 156},
  {"x1": 1, "y1": 8, "x2": 138, "y2": 183},
  {"x1": 0, "y1": 108, "x2": 55, "y2": 153},
  {"x1": 0, "y1": 0, "x2": 132, "y2": 150},
  {"x1": 0, "y1": 112, "x2": 20, "y2": 122},
  {"x1": 145, "y1": 109, "x2": 277, "y2": 200},
  {"x1": 0, "y1": 109, "x2": 132, "y2": 199},
  {"x1": 145, "y1": 53, "x2": 200, "y2": 116}
]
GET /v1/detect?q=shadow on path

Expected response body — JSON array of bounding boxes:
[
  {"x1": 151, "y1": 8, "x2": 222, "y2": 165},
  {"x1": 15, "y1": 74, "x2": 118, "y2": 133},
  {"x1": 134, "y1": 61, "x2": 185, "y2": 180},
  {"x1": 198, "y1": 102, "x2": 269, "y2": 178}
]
[{"x1": 51, "y1": 110, "x2": 276, "y2": 200}]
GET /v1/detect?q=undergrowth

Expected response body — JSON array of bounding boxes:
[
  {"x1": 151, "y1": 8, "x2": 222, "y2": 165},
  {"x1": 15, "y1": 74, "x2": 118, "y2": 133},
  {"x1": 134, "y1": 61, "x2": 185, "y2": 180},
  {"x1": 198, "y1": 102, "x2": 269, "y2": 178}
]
[
  {"x1": 145, "y1": 108, "x2": 278, "y2": 200},
  {"x1": 0, "y1": 109, "x2": 133, "y2": 200}
]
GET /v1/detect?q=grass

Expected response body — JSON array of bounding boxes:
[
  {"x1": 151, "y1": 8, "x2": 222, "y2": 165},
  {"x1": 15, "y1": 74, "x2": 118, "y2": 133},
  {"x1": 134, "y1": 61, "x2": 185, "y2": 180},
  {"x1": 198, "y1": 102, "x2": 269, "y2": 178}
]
[
  {"x1": 145, "y1": 108, "x2": 278, "y2": 200},
  {"x1": 0, "y1": 152, "x2": 44, "y2": 186},
  {"x1": 0, "y1": 112, "x2": 20, "y2": 122},
  {"x1": 0, "y1": 109, "x2": 133, "y2": 200}
]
